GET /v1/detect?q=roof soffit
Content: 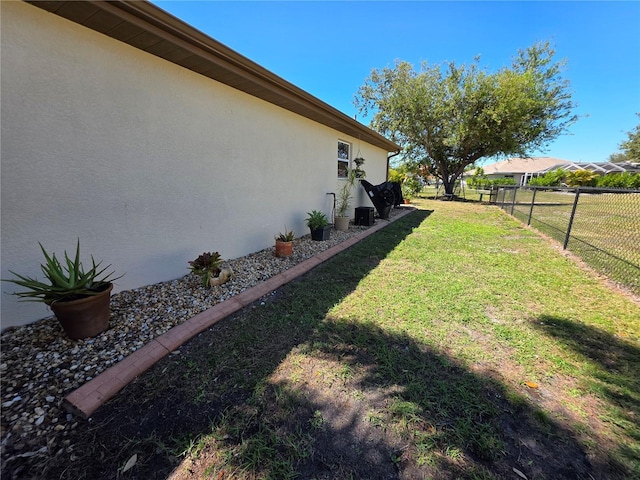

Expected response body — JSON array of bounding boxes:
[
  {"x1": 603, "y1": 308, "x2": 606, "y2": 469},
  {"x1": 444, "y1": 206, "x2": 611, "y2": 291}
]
[{"x1": 26, "y1": 0, "x2": 399, "y2": 152}]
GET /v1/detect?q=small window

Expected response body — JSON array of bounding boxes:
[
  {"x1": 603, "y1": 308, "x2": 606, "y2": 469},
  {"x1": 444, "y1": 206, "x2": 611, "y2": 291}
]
[{"x1": 338, "y1": 141, "x2": 350, "y2": 178}]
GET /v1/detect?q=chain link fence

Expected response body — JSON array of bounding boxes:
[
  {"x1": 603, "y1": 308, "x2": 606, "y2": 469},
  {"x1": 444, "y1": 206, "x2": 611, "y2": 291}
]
[{"x1": 495, "y1": 186, "x2": 640, "y2": 296}]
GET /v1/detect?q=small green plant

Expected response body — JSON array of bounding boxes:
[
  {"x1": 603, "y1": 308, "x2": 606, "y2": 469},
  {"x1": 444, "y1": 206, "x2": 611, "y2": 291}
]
[
  {"x1": 305, "y1": 210, "x2": 329, "y2": 230},
  {"x1": 354, "y1": 157, "x2": 366, "y2": 178},
  {"x1": 2, "y1": 239, "x2": 122, "y2": 304},
  {"x1": 336, "y1": 167, "x2": 358, "y2": 217},
  {"x1": 309, "y1": 410, "x2": 325, "y2": 429},
  {"x1": 188, "y1": 251, "x2": 223, "y2": 287},
  {"x1": 276, "y1": 229, "x2": 295, "y2": 242}
]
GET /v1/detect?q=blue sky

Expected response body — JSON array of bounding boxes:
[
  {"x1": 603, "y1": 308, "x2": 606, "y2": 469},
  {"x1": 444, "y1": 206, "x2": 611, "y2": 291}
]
[{"x1": 154, "y1": 1, "x2": 639, "y2": 165}]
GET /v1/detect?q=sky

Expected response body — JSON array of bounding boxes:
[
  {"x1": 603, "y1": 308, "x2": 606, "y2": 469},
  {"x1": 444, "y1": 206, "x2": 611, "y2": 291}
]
[{"x1": 153, "y1": 1, "x2": 640, "y2": 165}]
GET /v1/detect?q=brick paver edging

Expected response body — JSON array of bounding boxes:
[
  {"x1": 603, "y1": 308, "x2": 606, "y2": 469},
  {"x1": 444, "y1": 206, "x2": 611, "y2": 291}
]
[{"x1": 62, "y1": 207, "x2": 416, "y2": 418}]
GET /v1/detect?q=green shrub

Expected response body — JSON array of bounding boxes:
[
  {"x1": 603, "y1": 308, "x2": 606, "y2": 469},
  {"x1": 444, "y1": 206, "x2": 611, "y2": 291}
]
[
  {"x1": 597, "y1": 172, "x2": 640, "y2": 189},
  {"x1": 566, "y1": 170, "x2": 598, "y2": 187},
  {"x1": 402, "y1": 175, "x2": 423, "y2": 197},
  {"x1": 528, "y1": 169, "x2": 567, "y2": 187},
  {"x1": 491, "y1": 178, "x2": 516, "y2": 186}
]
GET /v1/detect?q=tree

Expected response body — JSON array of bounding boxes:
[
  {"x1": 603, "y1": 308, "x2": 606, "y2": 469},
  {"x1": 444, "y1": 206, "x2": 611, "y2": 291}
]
[
  {"x1": 608, "y1": 152, "x2": 629, "y2": 164},
  {"x1": 355, "y1": 41, "x2": 577, "y2": 195},
  {"x1": 619, "y1": 114, "x2": 640, "y2": 162}
]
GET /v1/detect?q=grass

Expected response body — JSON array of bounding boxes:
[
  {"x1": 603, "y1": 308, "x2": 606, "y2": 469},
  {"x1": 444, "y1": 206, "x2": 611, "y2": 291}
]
[
  {"x1": 425, "y1": 185, "x2": 639, "y2": 295},
  {"x1": 38, "y1": 198, "x2": 640, "y2": 480}
]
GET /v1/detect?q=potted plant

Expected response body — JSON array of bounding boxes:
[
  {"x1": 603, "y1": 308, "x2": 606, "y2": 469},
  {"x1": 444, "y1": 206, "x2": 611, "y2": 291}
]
[
  {"x1": 2, "y1": 240, "x2": 123, "y2": 339},
  {"x1": 275, "y1": 228, "x2": 294, "y2": 257},
  {"x1": 335, "y1": 165, "x2": 365, "y2": 231},
  {"x1": 188, "y1": 251, "x2": 233, "y2": 287},
  {"x1": 353, "y1": 157, "x2": 366, "y2": 178},
  {"x1": 306, "y1": 210, "x2": 331, "y2": 241},
  {"x1": 335, "y1": 168, "x2": 355, "y2": 231},
  {"x1": 401, "y1": 182, "x2": 413, "y2": 204}
]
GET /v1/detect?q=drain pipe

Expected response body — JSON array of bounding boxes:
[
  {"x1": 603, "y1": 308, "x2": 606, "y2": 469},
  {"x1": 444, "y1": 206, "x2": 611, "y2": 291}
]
[
  {"x1": 386, "y1": 150, "x2": 401, "y2": 181},
  {"x1": 326, "y1": 192, "x2": 336, "y2": 223}
]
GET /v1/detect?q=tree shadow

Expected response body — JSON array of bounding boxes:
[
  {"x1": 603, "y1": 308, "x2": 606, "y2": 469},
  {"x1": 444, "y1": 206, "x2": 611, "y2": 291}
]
[
  {"x1": 270, "y1": 320, "x2": 603, "y2": 479},
  {"x1": 531, "y1": 315, "x2": 640, "y2": 468},
  {"x1": 34, "y1": 208, "x2": 632, "y2": 480},
  {"x1": 34, "y1": 209, "x2": 430, "y2": 479}
]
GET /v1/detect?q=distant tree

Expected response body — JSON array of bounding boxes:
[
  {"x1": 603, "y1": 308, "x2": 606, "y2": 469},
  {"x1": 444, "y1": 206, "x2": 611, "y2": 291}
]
[
  {"x1": 608, "y1": 152, "x2": 629, "y2": 164},
  {"x1": 619, "y1": 114, "x2": 640, "y2": 161},
  {"x1": 355, "y1": 41, "x2": 577, "y2": 196}
]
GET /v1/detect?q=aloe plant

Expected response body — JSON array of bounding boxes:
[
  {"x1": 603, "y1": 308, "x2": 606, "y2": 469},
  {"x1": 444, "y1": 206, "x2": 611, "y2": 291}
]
[
  {"x1": 276, "y1": 228, "x2": 295, "y2": 242},
  {"x1": 2, "y1": 239, "x2": 122, "y2": 304}
]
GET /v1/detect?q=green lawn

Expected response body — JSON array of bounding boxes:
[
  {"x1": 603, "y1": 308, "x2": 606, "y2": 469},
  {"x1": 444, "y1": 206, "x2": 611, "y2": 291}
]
[
  {"x1": 162, "y1": 199, "x2": 639, "y2": 479},
  {"x1": 422, "y1": 186, "x2": 640, "y2": 295},
  {"x1": 45, "y1": 199, "x2": 640, "y2": 479}
]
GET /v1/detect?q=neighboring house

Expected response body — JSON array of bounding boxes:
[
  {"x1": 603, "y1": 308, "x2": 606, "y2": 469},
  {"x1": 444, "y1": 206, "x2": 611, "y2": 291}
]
[
  {"x1": 0, "y1": 1, "x2": 399, "y2": 328},
  {"x1": 536, "y1": 161, "x2": 640, "y2": 176},
  {"x1": 475, "y1": 157, "x2": 640, "y2": 186},
  {"x1": 477, "y1": 157, "x2": 572, "y2": 185}
]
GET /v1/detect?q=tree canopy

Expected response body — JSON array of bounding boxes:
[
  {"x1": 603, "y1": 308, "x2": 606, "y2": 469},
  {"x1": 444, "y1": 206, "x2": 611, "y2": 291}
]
[
  {"x1": 355, "y1": 41, "x2": 577, "y2": 195},
  {"x1": 619, "y1": 114, "x2": 640, "y2": 162}
]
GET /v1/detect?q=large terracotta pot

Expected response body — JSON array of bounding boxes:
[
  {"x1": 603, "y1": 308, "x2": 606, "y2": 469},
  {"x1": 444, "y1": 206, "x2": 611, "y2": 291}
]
[
  {"x1": 275, "y1": 240, "x2": 293, "y2": 257},
  {"x1": 50, "y1": 283, "x2": 113, "y2": 340}
]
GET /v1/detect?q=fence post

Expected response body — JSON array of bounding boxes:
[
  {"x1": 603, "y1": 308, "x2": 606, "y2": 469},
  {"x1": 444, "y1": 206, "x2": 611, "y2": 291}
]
[
  {"x1": 510, "y1": 186, "x2": 517, "y2": 215},
  {"x1": 563, "y1": 188, "x2": 581, "y2": 250},
  {"x1": 528, "y1": 188, "x2": 537, "y2": 226}
]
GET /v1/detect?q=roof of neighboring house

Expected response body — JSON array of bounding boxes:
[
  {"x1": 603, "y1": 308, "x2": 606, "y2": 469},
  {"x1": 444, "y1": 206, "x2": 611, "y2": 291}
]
[
  {"x1": 481, "y1": 157, "x2": 572, "y2": 175},
  {"x1": 26, "y1": 0, "x2": 400, "y2": 153},
  {"x1": 538, "y1": 161, "x2": 640, "y2": 174}
]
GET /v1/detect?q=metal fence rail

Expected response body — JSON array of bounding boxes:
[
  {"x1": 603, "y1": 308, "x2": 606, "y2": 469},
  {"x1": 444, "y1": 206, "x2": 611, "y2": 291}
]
[{"x1": 496, "y1": 186, "x2": 640, "y2": 296}]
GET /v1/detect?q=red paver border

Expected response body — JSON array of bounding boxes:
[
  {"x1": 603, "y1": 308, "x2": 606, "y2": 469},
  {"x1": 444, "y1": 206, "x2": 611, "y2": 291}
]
[{"x1": 62, "y1": 207, "x2": 415, "y2": 418}]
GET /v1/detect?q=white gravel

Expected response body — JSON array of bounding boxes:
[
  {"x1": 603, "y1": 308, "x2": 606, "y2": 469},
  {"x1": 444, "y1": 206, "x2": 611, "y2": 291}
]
[{"x1": 0, "y1": 214, "x2": 403, "y2": 466}]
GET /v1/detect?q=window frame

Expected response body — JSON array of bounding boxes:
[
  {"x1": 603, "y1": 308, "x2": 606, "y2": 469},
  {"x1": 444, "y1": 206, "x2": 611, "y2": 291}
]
[{"x1": 337, "y1": 140, "x2": 351, "y2": 179}]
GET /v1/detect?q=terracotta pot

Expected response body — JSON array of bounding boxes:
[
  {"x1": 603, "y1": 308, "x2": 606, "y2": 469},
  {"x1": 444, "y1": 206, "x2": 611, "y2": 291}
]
[
  {"x1": 50, "y1": 283, "x2": 113, "y2": 339},
  {"x1": 275, "y1": 240, "x2": 293, "y2": 257},
  {"x1": 334, "y1": 216, "x2": 350, "y2": 231}
]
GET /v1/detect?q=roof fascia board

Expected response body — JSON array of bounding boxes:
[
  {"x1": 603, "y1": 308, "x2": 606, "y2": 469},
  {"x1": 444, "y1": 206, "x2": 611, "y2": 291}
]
[{"x1": 25, "y1": 0, "x2": 399, "y2": 153}]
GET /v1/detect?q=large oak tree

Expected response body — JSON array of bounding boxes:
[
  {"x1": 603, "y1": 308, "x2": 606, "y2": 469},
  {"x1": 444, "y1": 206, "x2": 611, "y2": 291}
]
[
  {"x1": 619, "y1": 114, "x2": 640, "y2": 162},
  {"x1": 355, "y1": 42, "x2": 577, "y2": 195}
]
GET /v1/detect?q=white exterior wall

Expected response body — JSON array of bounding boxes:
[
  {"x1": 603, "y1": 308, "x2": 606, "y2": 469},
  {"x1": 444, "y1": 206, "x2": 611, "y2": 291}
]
[{"x1": 0, "y1": 1, "x2": 390, "y2": 328}]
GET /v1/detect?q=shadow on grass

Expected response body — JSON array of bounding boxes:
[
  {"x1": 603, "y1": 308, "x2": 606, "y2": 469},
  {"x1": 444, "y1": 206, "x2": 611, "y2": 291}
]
[
  {"x1": 532, "y1": 315, "x2": 640, "y2": 474},
  {"x1": 36, "y1": 209, "x2": 630, "y2": 480}
]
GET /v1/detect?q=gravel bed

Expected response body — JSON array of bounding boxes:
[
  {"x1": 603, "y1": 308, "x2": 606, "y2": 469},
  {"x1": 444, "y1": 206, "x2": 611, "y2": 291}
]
[{"x1": 0, "y1": 214, "x2": 403, "y2": 467}]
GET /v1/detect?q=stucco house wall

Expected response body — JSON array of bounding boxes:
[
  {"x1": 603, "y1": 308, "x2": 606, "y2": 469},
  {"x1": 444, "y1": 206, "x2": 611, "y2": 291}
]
[{"x1": 1, "y1": 1, "x2": 395, "y2": 328}]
